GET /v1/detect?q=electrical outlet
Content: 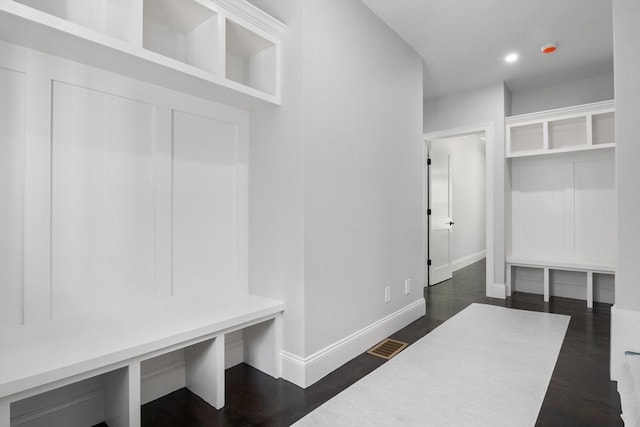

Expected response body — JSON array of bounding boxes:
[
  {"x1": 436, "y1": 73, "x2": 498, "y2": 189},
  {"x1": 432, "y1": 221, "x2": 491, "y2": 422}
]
[
  {"x1": 404, "y1": 278, "x2": 411, "y2": 295},
  {"x1": 384, "y1": 286, "x2": 391, "y2": 303}
]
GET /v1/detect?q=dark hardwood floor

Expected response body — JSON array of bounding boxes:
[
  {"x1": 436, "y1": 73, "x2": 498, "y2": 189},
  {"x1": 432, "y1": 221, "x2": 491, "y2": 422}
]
[{"x1": 140, "y1": 259, "x2": 622, "y2": 426}]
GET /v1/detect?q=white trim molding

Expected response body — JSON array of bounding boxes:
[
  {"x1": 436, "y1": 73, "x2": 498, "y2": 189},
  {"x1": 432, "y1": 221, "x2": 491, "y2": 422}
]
[
  {"x1": 493, "y1": 283, "x2": 506, "y2": 299},
  {"x1": 11, "y1": 390, "x2": 103, "y2": 427},
  {"x1": 424, "y1": 123, "x2": 497, "y2": 299},
  {"x1": 452, "y1": 250, "x2": 486, "y2": 272},
  {"x1": 213, "y1": 0, "x2": 287, "y2": 40},
  {"x1": 505, "y1": 99, "x2": 614, "y2": 123},
  {"x1": 280, "y1": 299, "x2": 426, "y2": 388}
]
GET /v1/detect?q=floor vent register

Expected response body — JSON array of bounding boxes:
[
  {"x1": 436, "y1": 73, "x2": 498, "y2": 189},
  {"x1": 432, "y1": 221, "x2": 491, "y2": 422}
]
[{"x1": 367, "y1": 338, "x2": 408, "y2": 360}]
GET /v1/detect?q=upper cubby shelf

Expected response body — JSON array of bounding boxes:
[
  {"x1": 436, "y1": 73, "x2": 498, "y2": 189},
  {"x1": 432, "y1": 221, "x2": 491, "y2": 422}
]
[
  {"x1": 506, "y1": 100, "x2": 615, "y2": 158},
  {"x1": 0, "y1": 0, "x2": 285, "y2": 109}
]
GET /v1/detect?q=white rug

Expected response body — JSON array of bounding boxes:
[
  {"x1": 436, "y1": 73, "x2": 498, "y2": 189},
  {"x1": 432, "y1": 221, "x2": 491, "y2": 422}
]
[{"x1": 293, "y1": 303, "x2": 570, "y2": 427}]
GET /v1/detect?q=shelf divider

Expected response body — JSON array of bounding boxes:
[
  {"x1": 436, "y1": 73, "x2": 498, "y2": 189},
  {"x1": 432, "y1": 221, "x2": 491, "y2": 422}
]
[
  {"x1": 587, "y1": 113, "x2": 594, "y2": 146},
  {"x1": 542, "y1": 121, "x2": 549, "y2": 151}
]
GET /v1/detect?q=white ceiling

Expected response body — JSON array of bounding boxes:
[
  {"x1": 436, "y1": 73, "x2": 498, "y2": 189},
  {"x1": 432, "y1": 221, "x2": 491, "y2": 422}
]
[{"x1": 361, "y1": 0, "x2": 613, "y2": 99}]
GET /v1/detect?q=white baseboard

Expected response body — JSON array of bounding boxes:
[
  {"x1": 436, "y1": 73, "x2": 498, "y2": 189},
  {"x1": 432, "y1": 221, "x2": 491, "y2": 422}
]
[
  {"x1": 280, "y1": 351, "x2": 306, "y2": 388},
  {"x1": 452, "y1": 250, "x2": 486, "y2": 272},
  {"x1": 611, "y1": 305, "x2": 640, "y2": 381},
  {"x1": 493, "y1": 283, "x2": 506, "y2": 299},
  {"x1": 12, "y1": 389, "x2": 103, "y2": 427},
  {"x1": 281, "y1": 298, "x2": 426, "y2": 388}
]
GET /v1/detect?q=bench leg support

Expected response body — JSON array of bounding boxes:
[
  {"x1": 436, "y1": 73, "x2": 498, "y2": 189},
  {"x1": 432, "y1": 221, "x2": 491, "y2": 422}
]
[
  {"x1": 185, "y1": 335, "x2": 225, "y2": 409},
  {"x1": 0, "y1": 398, "x2": 9, "y2": 427},
  {"x1": 506, "y1": 265, "x2": 512, "y2": 297},
  {"x1": 128, "y1": 362, "x2": 141, "y2": 427},
  {"x1": 587, "y1": 271, "x2": 594, "y2": 309},
  {"x1": 543, "y1": 267, "x2": 550, "y2": 303},
  {"x1": 104, "y1": 364, "x2": 139, "y2": 427}
]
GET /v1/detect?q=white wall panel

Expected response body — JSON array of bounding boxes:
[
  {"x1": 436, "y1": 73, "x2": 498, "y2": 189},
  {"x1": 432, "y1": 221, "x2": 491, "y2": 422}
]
[
  {"x1": 513, "y1": 160, "x2": 573, "y2": 259},
  {"x1": 172, "y1": 110, "x2": 239, "y2": 296},
  {"x1": 511, "y1": 151, "x2": 615, "y2": 265},
  {"x1": 0, "y1": 67, "x2": 26, "y2": 326},
  {"x1": 574, "y1": 151, "x2": 616, "y2": 265},
  {"x1": 51, "y1": 82, "x2": 155, "y2": 318}
]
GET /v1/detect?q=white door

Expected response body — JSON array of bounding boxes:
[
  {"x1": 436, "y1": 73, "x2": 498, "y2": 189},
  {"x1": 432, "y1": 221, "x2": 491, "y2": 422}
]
[{"x1": 428, "y1": 142, "x2": 454, "y2": 285}]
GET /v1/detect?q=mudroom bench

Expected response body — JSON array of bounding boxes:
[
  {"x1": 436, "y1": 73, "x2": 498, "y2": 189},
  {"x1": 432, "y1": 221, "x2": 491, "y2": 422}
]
[
  {"x1": 0, "y1": 293, "x2": 284, "y2": 427},
  {"x1": 506, "y1": 257, "x2": 615, "y2": 308}
]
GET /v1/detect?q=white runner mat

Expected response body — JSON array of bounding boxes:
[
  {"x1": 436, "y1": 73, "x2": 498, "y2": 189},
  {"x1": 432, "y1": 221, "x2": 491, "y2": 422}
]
[{"x1": 294, "y1": 303, "x2": 569, "y2": 427}]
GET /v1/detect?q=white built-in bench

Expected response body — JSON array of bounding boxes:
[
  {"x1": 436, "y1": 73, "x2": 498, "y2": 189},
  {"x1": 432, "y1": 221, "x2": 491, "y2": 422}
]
[
  {"x1": 506, "y1": 257, "x2": 615, "y2": 308},
  {"x1": 0, "y1": 293, "x2": 284, "y2": 427}
]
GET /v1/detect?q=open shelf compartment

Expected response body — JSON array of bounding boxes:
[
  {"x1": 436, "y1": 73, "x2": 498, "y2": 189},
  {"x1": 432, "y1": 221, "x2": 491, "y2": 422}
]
[
  {"x1": 510, "y1": 122, "x2": 543, "y2": 154},
  {"x1": 548, "y1": 116, "x2": 587, "y2": 150},
  {"x1": 14, "y1": 0, "x2": 138, "y2": 42},
  {"x1": 140, "y1": 335, "x2": 224, "y2": 410},
  {"x1": 593, "y1": 111, "x2": 615, "y2": 145},
  {"x1": 143, "y1": 0, "x2": 220, "y2": 74},
  {"x1": 225, "y1": 19, "x2": 277, "y2": 95}
]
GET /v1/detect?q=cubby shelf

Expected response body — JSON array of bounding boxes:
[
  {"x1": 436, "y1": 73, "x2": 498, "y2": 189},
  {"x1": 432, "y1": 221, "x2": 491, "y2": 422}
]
[
  {"x1": 506, "y1": 100, "x2": 615, "y2": 158},
  {"x1": 506, "y1": 100, "x2": 617, "y2": 307},
  {"x1": 0, "y1": 0, "x2": 285, "y2": 109}
]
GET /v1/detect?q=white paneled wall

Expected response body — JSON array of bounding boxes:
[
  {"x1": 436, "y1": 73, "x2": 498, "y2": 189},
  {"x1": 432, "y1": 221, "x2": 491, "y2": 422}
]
[
  {"x1": 172, "y1": 111, "x2": 240, "y2": 296},
  {"x1": 511, "y1": 150, "x2": 615, "y2": 265},
  {"x1": 0, "y1": 40, "x2": 248, "y2": 425},
  {"x1": 0, "y1": 40, "x2": 248, "y2": 318},
  {"x1": 51, "y1": 82, "x2": 156, "y2": 318},
  {"x1": 512, "y1": 160, "x2": 574, "y2": 259},
  {"x1": 574, "y1": 155, "x2": 616, "y2": 264},
  {"x1": 0, "y1": 67, "x2": 25, "y2": 326}
]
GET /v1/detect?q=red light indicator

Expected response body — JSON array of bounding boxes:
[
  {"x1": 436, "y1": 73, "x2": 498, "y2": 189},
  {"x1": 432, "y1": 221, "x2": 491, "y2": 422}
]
[{"x1": 541, "y1": 43, "x2": 557, "y2": 54}]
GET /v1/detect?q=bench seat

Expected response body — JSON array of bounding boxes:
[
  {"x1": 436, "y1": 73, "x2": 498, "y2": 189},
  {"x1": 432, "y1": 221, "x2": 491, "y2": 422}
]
[{"x1": 0, "y1": 293, "x2": 284, "y2": 427}]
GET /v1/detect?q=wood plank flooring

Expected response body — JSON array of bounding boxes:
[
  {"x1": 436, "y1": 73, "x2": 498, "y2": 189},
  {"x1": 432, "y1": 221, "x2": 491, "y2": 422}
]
[{"x1": 141, "y1": 259, "x2": 622, "y2": 426}]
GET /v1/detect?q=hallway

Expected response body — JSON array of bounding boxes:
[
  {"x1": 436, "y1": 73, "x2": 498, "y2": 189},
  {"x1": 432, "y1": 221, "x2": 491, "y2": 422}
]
[{"x1": 141, "y1": 260, "x2": 621, "y2": 426}]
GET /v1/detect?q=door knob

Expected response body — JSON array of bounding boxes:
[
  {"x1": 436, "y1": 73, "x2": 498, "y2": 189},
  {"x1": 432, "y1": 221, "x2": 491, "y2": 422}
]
[{"x1": 448, "y1": 221, "x2": 455, "y2": 225}]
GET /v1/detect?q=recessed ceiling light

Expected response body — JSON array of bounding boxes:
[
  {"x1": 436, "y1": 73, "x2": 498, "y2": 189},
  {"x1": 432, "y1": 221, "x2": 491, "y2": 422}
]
[
  {"x1": 505, "y1": 53, "x2": 519, "y2": 63},
  {"x1": 541, "y1": 43, "x2": 558, "y2": 54}
]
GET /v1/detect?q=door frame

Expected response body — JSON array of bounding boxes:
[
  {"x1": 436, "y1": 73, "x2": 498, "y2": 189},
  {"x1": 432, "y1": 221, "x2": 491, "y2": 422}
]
[{"x1": 424, "y1": 123, "x2": 496, "y2": 298}]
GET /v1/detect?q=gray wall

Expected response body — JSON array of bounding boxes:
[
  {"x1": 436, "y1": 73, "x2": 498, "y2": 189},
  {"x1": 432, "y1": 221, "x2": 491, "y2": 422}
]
[
  {"x1": 249, "y1": 0, "x2": 424, "y2": 381},
  {"x1": 302, "y1": 0, "x2": 424, "y2": 355},
  {"x1": 613, "y1": 1, "x2": 640, "y2": 313},
  {"x1": 248, "y1": 0, "x2": 306, "y2": 357},
  {"x1": 611, "y1": 0, "x2": 640, "y2": 381},
  {"x1": 510, "y1": 72, "x2": 614, "y2": 116}
]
